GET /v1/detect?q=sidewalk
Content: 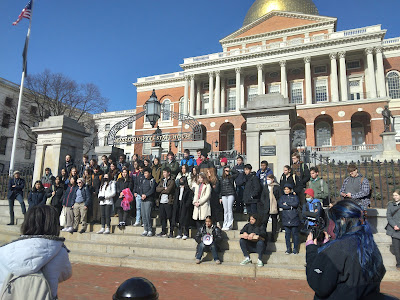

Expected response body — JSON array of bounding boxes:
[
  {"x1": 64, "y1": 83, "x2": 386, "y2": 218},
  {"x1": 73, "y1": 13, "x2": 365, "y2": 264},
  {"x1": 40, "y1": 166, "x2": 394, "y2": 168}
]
[{"x1": 58, "y1": 263, "x2": 400, "y2": 300}]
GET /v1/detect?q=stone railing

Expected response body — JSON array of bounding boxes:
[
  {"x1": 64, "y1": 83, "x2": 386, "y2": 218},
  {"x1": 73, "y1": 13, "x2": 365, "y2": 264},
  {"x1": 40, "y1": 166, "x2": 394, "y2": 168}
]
[{"x1": 310, "y1": 144, "x2": 383, "y2": 153}]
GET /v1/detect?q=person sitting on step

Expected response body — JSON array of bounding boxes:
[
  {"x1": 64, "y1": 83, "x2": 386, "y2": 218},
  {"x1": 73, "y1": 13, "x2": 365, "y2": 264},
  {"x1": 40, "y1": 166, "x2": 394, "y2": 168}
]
[
  {"x1": 194, "y1": 216, "x2": 222, "y2": 265},
  {"x1": 239, "y1": 214, "x2": 267, "y2": 267}
]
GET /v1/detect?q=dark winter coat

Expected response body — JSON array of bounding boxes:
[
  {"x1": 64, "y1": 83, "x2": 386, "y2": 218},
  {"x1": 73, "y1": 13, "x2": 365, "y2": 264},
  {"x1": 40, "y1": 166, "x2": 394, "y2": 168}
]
[
  {"x1": 41, "y1": 172, "x2": 55, "y2": 189},
  {"x1": 291, "y1": 162, "x2": 311, "y2": 189},
  {"x1": 198, "y1": 160, "x2": 215, "y2": 173},
  {"x1": 242, "y1": 172, "x2": 262, "y2": 204},
  {"x1": 232, "y1": 164, "x2": 245, "y2": 186},
  {"x1": 137, "y1": 176, "x2": 156, "y2": 202},
  {"x1": 91, "y1": 173, "x2": 103, "y2": 194},
  {"x1": 27, "y1": 189, "x2": 47, "y2": 209},
  {"x1": 306, "y1": 238, "x2": 385, "y2": 300},
  {"x1": 209, "y1": 178, "x2": 223, "y2": 223},
  {"x1": 279, "y1": 173, "x2": 303, "y2": 195},
  {"x1": 62, "y1": 185, "x2": 78, "y2": 207},
  {"x1": 219, "y1": 176, "x2": 236, "y2": 197},
  {"x1": 172, "y1": 186, "x2": 194, "y2": 228},
  {"x1": 7, "y1": 177, "x2": 25, "y2": 199},
  {"x1": 48, "y1": 184, "x2": 65, "y2": 208},
  {"x1": 240, "y1": 222, "x2": 267, "y2": 240},
  {"x1": 115, "y1": 178, "x2": 134, "y2": 208},
  {"x1": 156, "y1": 177, "x2": 175, "y2": 205},
  {"x1": 63, "y1": 160, "x2": 76, "y2": 176},
  {"x1": 195, "y1": 224, "x2": 222, "y2": 245},
  {"x1": 386, "y1": 201, "x2": 400, "y2": 239},
  {"x1": 278, "y1": 193, "x2": 300, "y2": 227},
  {"x1": 133, "y1": 172, "x2": 145, "y2": 195},
  {"x1": 161, "y1": 160, "x2": 180, "y2": 179},
  {"x1": 259, "y1": 183, "x2": 281, "y2": 223}
]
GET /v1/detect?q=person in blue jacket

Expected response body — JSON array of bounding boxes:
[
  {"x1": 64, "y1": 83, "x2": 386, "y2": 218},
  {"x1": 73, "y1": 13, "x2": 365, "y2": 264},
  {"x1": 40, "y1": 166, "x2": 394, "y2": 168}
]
[
  {"x1": 180, "y1": 149, "x2": 197, "y2": 172},
  {"x1": 278, "y1": 183, "x2": 300, "y2": 255},
  {"x1": 302, "y1": 188, "x2": 323, "y2": 232},
  {"x1": 256, "y1": 160, "x2": 273, "y2": 186},
  {"x1": 28, "y1": 180, "x2": 47, "y2": 210},
  {"x1": 7, "y1": 170, "x2": 26, "y2": 225}
]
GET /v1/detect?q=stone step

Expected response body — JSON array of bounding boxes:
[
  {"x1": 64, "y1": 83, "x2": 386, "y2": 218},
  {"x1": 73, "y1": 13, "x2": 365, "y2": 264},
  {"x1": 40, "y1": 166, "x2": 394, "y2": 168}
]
[{"x1": 0, "y1": 216, "x2": 24, "y2": 225}]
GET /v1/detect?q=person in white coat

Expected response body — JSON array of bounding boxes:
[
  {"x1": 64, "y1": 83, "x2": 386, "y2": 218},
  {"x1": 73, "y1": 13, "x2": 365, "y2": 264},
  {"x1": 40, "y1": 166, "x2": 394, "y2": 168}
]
[
  {"x1": 0, "y1": 205, "x2": 72, "y2": 299},
  {"x1": 97, "y1": 173, "x2": 116, "y2": 234},
  {"x1": 192, "y1": 173, "x2": 212, "y2": 229}
]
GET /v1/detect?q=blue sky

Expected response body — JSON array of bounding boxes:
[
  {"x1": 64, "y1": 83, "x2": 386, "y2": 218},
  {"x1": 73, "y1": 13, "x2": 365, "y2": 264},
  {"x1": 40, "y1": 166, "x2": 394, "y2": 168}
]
[{"x1": 1, "y1": 0, "x2": 399, "y2": 112}]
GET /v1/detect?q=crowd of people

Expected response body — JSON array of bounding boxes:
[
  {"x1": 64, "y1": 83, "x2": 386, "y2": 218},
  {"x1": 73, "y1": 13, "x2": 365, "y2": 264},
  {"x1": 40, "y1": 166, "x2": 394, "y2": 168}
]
[{"x1": 5, "y1": 148, "x2": 399, "y2": 299}]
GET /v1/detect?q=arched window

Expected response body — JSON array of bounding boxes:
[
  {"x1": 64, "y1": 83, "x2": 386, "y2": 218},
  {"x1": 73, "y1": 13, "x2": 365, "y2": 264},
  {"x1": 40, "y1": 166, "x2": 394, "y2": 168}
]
[
  {"x1": 315, "y1": 122, "x2": 331, "y2": 147},
  {"x1": 351, "y1": 122, "x2": 365, "y2": 145},
  {"x1": 387, "y1": 71, "x2": 400, "y2": 99},
  {"x1": 292, "y1": 124, "x2": 306, "y2": 148},
  {"x1": 162, "y1": 99, "x2": 172, "y2": 121},
  {"x1": 227, "y1": 128, "x2": 235, "y2": 150}
]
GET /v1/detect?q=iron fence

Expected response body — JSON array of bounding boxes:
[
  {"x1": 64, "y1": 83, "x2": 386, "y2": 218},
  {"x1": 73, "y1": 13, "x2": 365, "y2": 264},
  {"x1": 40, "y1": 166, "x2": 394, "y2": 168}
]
[{"x1": 300, "y1": 151, "x2": 400, "y2": 208}]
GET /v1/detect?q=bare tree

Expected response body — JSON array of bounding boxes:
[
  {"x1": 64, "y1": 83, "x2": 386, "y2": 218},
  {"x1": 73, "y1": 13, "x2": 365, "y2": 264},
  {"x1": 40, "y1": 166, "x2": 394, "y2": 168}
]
[{"x1": 6, "y1": 69, "x2": 108, "y2": 153}]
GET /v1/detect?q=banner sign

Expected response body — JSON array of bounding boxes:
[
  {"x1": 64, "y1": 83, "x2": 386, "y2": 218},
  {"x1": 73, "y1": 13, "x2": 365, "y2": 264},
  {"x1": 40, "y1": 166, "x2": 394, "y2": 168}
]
[{"x1": 114, "y1": 132, "x2": 193, "y2": 144}]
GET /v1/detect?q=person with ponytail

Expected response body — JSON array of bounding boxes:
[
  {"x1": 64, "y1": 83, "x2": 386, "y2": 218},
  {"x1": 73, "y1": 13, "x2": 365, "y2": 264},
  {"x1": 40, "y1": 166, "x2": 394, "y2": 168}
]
[{"x1": 306, "y1": 200, "x2": 385, "y2": 299}]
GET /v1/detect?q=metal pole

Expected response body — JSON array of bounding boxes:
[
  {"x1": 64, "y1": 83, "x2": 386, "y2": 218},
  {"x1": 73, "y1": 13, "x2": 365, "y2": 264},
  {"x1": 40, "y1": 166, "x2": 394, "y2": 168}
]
[{"x1": 9, "y1": 6, "x2": 33, "y2": 176}]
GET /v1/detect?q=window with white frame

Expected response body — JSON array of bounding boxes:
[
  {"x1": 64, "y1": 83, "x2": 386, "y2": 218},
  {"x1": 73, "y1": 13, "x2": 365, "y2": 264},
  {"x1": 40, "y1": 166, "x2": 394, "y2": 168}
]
[
  {"x1": 161, "y1": 99, "x2": 172, "y2": 121},
  {"x1": 202, "y1": 94, "x2": 209, "y2": 115},
  {"x1": 349, "y1": 79, "x2": 362, "y2": 100},
  {"x1": 387, "y1": 71, "x2": 400, "y2": 99},
  {"x1": 227, "y1": 89, "x2": 236, "y2": 111},
  {"x1": 179, "y1": 97, "x2": 185, "y2": 118},
  {"x1": 143, "y1": 142, "x2": 151, "y2": 155},
  {"x1": 315, "y1": 79, "x2": 328, "y2": 102},
  {"x1": 268, "y1": 84, "x2": 281, "y2": 94},
  {"x1": 161, "y1": 141, "x2": 169, "y2": 153},
  {"x1": 315, "y1": 121, "x2": 332, "y2": 147},
  {"x1": 227, "y1": 128, "x2": 235, "y2": 151},
  {"x1": 290, "y1": 82, "x2": 303, "y2": 104},
  {"x1": 247, "y1": 86, "x2": 258, "y2": 102}
]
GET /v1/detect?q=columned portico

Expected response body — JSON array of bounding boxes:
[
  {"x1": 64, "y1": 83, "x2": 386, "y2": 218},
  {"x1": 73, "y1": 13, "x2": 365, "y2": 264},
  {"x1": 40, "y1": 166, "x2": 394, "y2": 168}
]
[
  {"x1": 280, "y1": 60, "x2": 288, "y2": 98},
  {"x1": 235, "y1": 67, "x2": 241, "y2": 112},
  {"x1": 329, "y1": 53, "x2": 340, "y2": 102},
  {"x1": 184, "y1": 76, "x2": 189, "y2": 115},
  {"x1": 190, "y1": 75, "x2": 195, "y2": 116},
  {"x1": 304, "y1": 56, "x2": 312, "y2": 105},
  {"x1": 208, "y1": 72, "x2": 214, "y2": 114},
  {"x1": 365, "y1": 47, "x2": 377, "y2": 99},
  {"x1": 215, "y1": 71, "x2": 221, "y2": 114},
  {"x1": 338, "y1": 51, "x2": 348, "y2": 101},
  {"x1": 375, "y1": 47, "x2": 387, "y2": 98}
]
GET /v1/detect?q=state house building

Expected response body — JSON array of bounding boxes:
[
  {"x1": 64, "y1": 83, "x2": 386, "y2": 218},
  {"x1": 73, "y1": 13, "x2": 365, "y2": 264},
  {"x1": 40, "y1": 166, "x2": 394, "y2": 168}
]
[{"x1": 133, "y1": 0, "x2": 400, "y2": 160}]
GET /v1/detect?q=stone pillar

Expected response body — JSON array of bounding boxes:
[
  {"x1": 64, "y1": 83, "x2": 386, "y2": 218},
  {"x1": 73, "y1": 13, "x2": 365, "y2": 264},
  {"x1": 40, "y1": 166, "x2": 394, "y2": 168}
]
[
  {"x1": 208, "y1": 72, "x2": 214, "y2": 114},
  {"x1": 31, "y1": 116, "x2": 89, "y2": 184},
  {"x1": 304, "y1": 56, "x2": 312, "y2": 105},
  {"x1": 257, "y1": 64, "x2": 264, "y2": 95},
  {"x1": 329, "y1": 53, "x2": 340, "y2": 102},
  {"x1": 280, "y1": 60, "x2": 288, "y2": 98},
  {"x1": 221, "y1": 78, "x2": 226, "y2": 113},
  {"x1": 240, "y1": 75, "x2": 245, "y2": 108},
  {"x1": 339, "y1": 51, "x2": 348, "y2": 101},
  {"x1": 245, "y1": 131, "x2": 260, "y2": 170},
  {"x1": 235, "y1": 67, "x2": 241, "y2": 112},
  {"x1": 375, "y1": 47, "x2": 387, "y2": 98},
  {"x1": 184, "y1": 75, "x2": 189, "y2": 115},
  {"x1": 365, "y1": 48, "x2": 377, "y2": 99},
  {"x1": 196, "y1": 84, "x2": 201, "y2": 115},
  {"x1": 215, "y1": 71, "x2": 221, "y2": 114},
  {"x1": 190, "y1": 75, "x2": 195, "y2": 116}
]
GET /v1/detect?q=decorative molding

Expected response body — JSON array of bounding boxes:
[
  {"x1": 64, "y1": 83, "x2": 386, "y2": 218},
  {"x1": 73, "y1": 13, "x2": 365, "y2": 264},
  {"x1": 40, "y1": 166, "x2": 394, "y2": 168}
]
[
  {"x1": 375, "y1": 46, "x2": 383, "y2": 54},
  {"x1": 190, "y1": 74, "x2": 195, "y2": 81},
  {"x1": 279, "y1": 60, "x2": 287, "y2": 67},
  {"x1": 184, "y1": 75, "x2": 190, "y2": 81},
  {"x1": 338, "y1": 51, "x2": 346, "y2": 59},
  {"x1": 365, "y1": 47, "x2": 374, "y2": 55},
  {"x1": 257, "y1": 64, "x2": 263, "y2": 71},
  {"x1": 208, "y1": 71, "x2": 214, "y2": 78},
  {"x1": 235, "y1": 67, "x2": 242, "y2": 74},
  {"x1": 215, "y1": 70, "x2": 221, "y2": 77},
  {"x1": 304, "y1": 56, "x2": 311, "y2": 64},
  {"x1": 329, "y1": 52, "x2": 337, "y2": 60}
]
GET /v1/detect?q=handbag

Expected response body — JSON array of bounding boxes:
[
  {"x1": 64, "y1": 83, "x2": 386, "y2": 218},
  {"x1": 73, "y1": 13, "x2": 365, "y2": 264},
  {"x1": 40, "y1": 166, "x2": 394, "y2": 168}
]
[{"x1": 59, "y1": 207, "x2": 67, "y2": 227}]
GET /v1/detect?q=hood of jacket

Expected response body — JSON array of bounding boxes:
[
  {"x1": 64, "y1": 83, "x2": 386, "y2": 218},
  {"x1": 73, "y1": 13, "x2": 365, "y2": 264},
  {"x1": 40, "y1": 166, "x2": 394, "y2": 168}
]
[{"x1": 0, "y1": 236, "x2": 65, "y2": 282}]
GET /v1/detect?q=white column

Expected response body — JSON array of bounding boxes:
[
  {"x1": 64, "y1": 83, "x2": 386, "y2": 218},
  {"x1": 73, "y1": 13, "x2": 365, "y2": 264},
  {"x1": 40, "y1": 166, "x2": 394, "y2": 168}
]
[
  {"x1": 240, "y1": 75, "x2": 245, "y2": 108},
  {"x1": 235, "y1": 67, "x2": 241, "y2": 112},
  {"x1": 189, "y1": 75, "x2": 195, "y2": 116},
  {"x1": 280, "y1": 60, "x2": 288, "y2": 98},
  {"x1": 257, "y1": 64, "x2": 264, "y2": 95},
  {"x1": 365, "y1": 48, "x2": 377, "y2": 99},
  {"x1": 375, "y1": 47, "x2": 387, "y2": 98},
  {"x1": 338, "y1": 51, "x2": 348, "y2": 101},
  {"x1": 183, "y1": 76, "x2": 189, "y2": 115},
  {"x1": 329, "y1": 53, "x2": 339, "y2": 102},
  {"x1": 196, "y1": 84, "x2": 201, "y2": 115},
  {"x1": 221, "y1": 78, "x2": 226, "y2": 113},
  {"x1": 304, "y1": 56, "x2": 312, "y2": 105},
  {"x1": 215, "y1": 71, "x2": 221, "y2": 114},
  {"x1": 208, "y1": 72, "x2": 214, "y2": 114}
]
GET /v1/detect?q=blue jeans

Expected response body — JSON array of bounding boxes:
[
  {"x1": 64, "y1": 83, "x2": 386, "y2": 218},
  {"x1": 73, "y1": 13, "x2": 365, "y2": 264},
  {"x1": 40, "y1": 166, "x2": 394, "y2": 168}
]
[
  {"x1": 141, "y1": 201, "x2": 153, "y2": 232},
  {"x1": 135, "y1": 195, "x2": 142, "y2": 224},
  {"x1": 8, "y1": 193, "x2": 26, "y2": 224},
  {"x1": 196, "y1": 242, "x2": 219, "y2": 261},
  {"x1": 284, "y1": 226, "x2": 299, "y2": 252},
  {"x1": 239, "y1": 238, "x2": 265, "y2": 260}
]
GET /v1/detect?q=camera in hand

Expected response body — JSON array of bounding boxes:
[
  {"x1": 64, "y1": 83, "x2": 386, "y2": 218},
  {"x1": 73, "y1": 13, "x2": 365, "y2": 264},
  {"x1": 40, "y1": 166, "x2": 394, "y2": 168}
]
[{"x1": 304, "y1": 211, "x2": 326, "y2": 243}]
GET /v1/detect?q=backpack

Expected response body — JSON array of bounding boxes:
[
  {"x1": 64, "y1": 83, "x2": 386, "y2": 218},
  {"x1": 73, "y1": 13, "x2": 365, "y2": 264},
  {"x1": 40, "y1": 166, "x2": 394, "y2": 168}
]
[{"x1": 0, "y1": 271, "x2": 53, "y2": 300}]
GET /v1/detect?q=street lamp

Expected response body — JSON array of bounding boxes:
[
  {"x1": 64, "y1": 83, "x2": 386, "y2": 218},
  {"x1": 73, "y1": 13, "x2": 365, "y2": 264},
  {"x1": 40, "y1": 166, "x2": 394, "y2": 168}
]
[
  {"x1": 174, "y1": 141, "x2": 179, "y2": 148},
  {"x1": 144, "y1": 89, "x2": 161, "y2": 128},
  {"x1": 214, "y1": 140, "x2": 219, "y2": 148}
]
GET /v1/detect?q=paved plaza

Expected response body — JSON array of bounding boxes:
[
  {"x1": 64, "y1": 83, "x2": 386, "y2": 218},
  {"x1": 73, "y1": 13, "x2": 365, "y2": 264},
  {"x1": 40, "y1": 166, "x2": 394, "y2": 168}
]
[{"x1": 58, "y1": 263, "x2": 400, "y2": 300}]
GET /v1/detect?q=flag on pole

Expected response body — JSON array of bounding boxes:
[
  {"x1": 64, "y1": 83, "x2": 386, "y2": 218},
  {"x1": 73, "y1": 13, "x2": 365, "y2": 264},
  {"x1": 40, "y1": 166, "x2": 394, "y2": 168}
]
[{"x1": 12, "y1": 0, "x2": 33, "y2": 26}]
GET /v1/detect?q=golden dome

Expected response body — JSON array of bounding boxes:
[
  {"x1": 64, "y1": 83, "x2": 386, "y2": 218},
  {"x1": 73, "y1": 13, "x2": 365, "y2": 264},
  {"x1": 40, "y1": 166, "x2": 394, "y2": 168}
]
[{"x1": 243, "y1": 0, "x2": 319, "y2": 27}]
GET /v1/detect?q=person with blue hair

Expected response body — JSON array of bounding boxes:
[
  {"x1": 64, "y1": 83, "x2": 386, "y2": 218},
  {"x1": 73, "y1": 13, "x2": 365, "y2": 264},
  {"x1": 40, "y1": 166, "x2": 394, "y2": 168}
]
[{"x1": 306, "y1": 200, "x2": 385, "y2": 299}]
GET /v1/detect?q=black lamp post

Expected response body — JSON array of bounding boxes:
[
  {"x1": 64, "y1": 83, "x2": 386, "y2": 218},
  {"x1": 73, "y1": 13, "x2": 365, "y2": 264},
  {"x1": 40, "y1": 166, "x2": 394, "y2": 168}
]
[
  {"x1": 144, "y1": 89, "x2": 161, "y2": 128},
  {"x1": 174, "y1": 141, "x2": 179, "y2": 148},
  {"x1": 214, "y1": 140, "x2": 219, "y2": 148}
]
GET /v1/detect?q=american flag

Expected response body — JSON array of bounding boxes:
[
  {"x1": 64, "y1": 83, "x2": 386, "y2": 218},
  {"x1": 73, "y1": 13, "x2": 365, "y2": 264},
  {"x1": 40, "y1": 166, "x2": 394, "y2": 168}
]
[{"x1": 12, "y1": 0, "x2": 33, "y2": 26}]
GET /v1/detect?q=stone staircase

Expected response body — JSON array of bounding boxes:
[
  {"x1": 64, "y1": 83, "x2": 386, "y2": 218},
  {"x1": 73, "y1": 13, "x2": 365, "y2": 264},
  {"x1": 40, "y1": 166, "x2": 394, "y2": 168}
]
[{"x1": 0, "y1": 200, "x2": 398, "y2": 281}]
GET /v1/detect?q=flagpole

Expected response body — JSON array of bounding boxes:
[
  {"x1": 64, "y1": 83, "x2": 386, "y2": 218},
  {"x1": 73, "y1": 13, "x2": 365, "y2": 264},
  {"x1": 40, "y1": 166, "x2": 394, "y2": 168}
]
[{"x1": 9, "y1": 2, "x2": 34, "y2": 177}]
